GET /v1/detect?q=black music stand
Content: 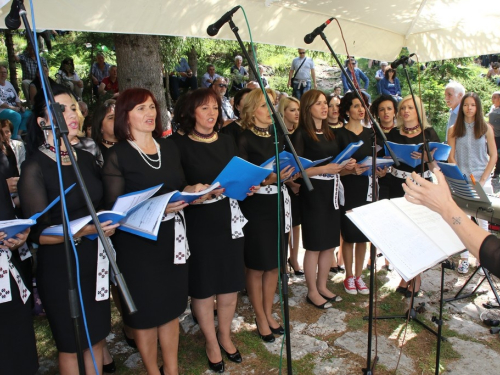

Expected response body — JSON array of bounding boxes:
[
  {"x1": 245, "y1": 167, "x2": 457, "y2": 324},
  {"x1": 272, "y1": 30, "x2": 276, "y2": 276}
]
[{"x1": 440, "y1": 171, "x2": 500, "y2": 307}]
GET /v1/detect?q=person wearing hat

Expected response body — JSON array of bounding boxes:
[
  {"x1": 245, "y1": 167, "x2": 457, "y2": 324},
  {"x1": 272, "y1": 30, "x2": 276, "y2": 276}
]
[
  {"x1": 375, "y1": 62, "x2": 388, "y2": 94},
  {"x1": 341, "y1": 58, "x2": 371, "y2": 104}
]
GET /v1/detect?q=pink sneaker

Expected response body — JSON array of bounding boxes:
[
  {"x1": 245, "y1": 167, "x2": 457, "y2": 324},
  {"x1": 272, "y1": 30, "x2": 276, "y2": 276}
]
[
  {"x1": 344, "y1": 276, "x2": 357, "y2": 295},
  {"x1": 355, "y1": 276, "x2": 369, "y2": 295}
]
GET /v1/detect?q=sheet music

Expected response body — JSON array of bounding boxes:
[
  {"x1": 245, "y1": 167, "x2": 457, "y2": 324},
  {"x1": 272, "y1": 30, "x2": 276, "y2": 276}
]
[{"x1": 112, "y1": 184, "x2": 163, "y2": 213}]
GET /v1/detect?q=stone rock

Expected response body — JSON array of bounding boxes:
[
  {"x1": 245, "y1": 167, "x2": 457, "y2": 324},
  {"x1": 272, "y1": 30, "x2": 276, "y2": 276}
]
[
  {"x1": 313, "y1": 358, "x2": 354, "y2": 375},
  {"x1": 35, "y1": 357, "x2": 57, "y2": 374},
  {"x1": 335, "y1": 331, "x2": 415, "y2": 373},
  {"x1": 447, "y1": 337, "x2": 499, "y2": 373},
  {"x1": 446, "y1": 315, "x2": 490, "y2": 339},
  {"x1": 303, "y1": 308, "x2": 347, "y2": 336},
  {"x1": 123, "y1": 352, "x2": 143, "y2": 369},
  {"x1": 264, "y1": 332, "x2": 328, "y2": 360}
]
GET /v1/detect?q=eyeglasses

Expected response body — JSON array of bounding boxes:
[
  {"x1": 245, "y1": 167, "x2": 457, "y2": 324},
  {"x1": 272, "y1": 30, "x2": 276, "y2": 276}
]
[
  {"x1": 218, "y1": 84, "x2": 228, "y2": 88},
  {"x1": 299, "y1": 52, "x2": 306, "y2": 55}
]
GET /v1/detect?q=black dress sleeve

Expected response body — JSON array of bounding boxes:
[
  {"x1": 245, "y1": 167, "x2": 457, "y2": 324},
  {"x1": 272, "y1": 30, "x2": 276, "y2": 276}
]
[
  {"x1": 18, "y1": 158, "x2": 50, "y2": 243},
  {"x1": 425, "y1": 127, "x2": 441, "y2": 143},
  {"x1": 479, "y1": 235, "x2": 500, "y2": 278},
  {"x1": 0, "y1": 171, "x2": 15, "y2": 220},
  {"x1": 291, "y1": 128, "x2": 305, "y2": 157},
  {"x1": 101, "y1": 148, "x2": 126, "y2": 210},
  {"x1": 237, "y1": 132, "x2": 250, "y2": 161}
]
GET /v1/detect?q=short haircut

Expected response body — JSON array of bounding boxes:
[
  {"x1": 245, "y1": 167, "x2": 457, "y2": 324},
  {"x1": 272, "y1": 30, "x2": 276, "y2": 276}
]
[
  {"x1": 114, "y1": 88, "x2": 163, "y2": 141},
  {"x1": 445, "y1": 80, "x2": 465, "y2": 97},
  {"x1": 178, "y1": 88, "x2": 223, "y2": 134},
  {"x1": 370, "y1": 94, "x2": 398, "y2": 119},
  {"x1": 235, "y1": 55, "x2": 243, "y2": 62}
]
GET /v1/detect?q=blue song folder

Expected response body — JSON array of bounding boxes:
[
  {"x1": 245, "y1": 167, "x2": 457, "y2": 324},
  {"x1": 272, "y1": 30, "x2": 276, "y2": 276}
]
[
  {"x1": 385, "y1": 141, "x2": 451, "y2": 168},
  {"x1": 332, "y1": 140, "x2": 364, "y2": 165},
  {"x1": 212, "y1": 156, "x2": 273, "y2": 201},
  {"x1": 357, "y1": 157, "x2": 395, "y2": 176},
  {"x1": 261, "y1": 151, "x2": 332, "y2": 174}
]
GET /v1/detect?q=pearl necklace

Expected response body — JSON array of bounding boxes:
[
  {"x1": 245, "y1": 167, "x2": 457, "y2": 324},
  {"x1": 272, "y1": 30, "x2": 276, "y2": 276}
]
[{"x1": 127, "y1": 139, "x2": 161, "y2": 169}]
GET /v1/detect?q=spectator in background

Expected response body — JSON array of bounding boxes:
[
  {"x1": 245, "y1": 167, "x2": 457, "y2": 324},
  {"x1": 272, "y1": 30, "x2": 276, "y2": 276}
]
[
  {"x1": 341, "y1": 58, "x2": 371, "y2": 104},
  {"x1": 99, "y1": 65, "x2": 119, "y2": 99},
  {"x1": 0, "y1": 65, "x2": 31, "y2": 140},
  {"x1": 29, "y1": 66, "x2": 51, "y2": 107},
  {"x1": 487, "y1": 62, "x2": 500, "y2": 84},
  {"x1": 488, "y1": 91, "x2": 500, "y2": 177},
  {"x1": 380, "y1": 67, "x2": 402, "y2": 101},
  {"x1": 288, "y1": 48, "x2": 316, "y2": 99},
  {"x1": 230, "y1": 56, "x2": 249, "y2": 95},
  {"x1": 91, "y1": 52, "x2": 110, "y2": 97},
  {"x1": 259, "y1": 65, "x2": 269, "y2": 88},
  {"x1": 15, "y1": 42, "x2": 48, "y2": 102},
  {"x1": 1, "y1": 119, "x2": 26, "y2": 173},
  {"x1": 56, "y1": 57, "x2": 84, "y2": 100},
  {"x1": 169, "y1": 57, "x2": 198, "y2": 102},
  {"x1": 211, "y1": 77, "x2": 235, "y2": 126},
  {"x1": 444, "y1": 80, "x2": 465, "y2": 142},
  {"x1": 246, "y1": 81, "x2": 259, "y2": 90},
  {"x1": 375, "y1": 61, "x2": 388, "y2": 94},
  {"x1": 201, "y1": 64, "x2": 220, "y2": 88},
  {"x1": 333, "y1": 86, "x2": 343, "y2": 98}
]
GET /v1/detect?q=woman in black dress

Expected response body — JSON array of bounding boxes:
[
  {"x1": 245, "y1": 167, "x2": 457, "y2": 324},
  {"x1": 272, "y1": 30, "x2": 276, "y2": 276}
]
[
  {"x1": 336, "y1": 92, "x2": 383, "y2": 296},
  {"x1": 293, "y1": 90, "x2": 353, "y2": 308},
  {"x1": 278, "y1": 96, "x2": 303, "y2": 275},
  {"x1": 327, "y1": 94, "x2": 343, "y2": 130},
  {"x1": 0, "y1": 172, "x2": 38, "y2": 375},
  {"x1": 102, "y1": 88, "x2": 206, "y2": 375},
  {"x1": 174, "y1": 88, "x2": 251, "y2": 373},
  {"x1": 91, "y1": 99, "x2": 117, "y2": 163},
  {"x1": 238, "y1": 89, "x2": 295, "y2": 343},
  {"x1": 386, "y1": 95, "x2": 439, "y2": 296},
  {"x1": 18, "y1": 83, "x2": 118, "y2": 375}
]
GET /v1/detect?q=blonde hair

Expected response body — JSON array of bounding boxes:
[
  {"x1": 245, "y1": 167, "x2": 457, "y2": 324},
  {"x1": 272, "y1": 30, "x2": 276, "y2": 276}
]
[
  {"x1": 396, "y1": 95, "x2": 431, "y2": 129},
  {"x1": 278, "y1": 96, "x2": 300, "y2": 118},
  {"x1": 240, "y1": 89, "x2": 266, "y2": 130},
  {"x1": 70, "y1": 96, "x2": 86, "y2": 136},
  {"x1": 265, "y1": 88, "x2": 277, "y2": 103}
]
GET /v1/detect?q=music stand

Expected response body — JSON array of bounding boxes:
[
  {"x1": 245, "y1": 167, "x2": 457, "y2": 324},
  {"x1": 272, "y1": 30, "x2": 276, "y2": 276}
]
[{"x1": 440, "y1": 168, "x2": 500, "y2": 307}]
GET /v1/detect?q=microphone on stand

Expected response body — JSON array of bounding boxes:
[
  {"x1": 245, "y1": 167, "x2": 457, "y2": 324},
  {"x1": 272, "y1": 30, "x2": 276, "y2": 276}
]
[
  {"x1": 4, "y1": 0, "x2": 23, "y2": 30},
  {"x1": 206, "y1": 6, "x2": 241, "y2": 36},
  {"x1": 304, "y1": 18, "x2": 334, "y2": 44},
  {"x1": 390, "y1": 53, "x2": 416, "y2": 69}
]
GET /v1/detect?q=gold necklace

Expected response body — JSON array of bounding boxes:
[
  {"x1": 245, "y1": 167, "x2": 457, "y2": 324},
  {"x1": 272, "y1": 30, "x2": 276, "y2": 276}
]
[
  {"x1": 250, "y1": 125, "x2": 271, "y2": 137},
  {"x1": 328, "y1": 122, "x2": 342, "y2": 129},
  {"x1": 402, "y1": 124, "x2": 420, "y2": 134},
  {"x1": 189, "y1": 129, "x2": 218, "y2": 143}
]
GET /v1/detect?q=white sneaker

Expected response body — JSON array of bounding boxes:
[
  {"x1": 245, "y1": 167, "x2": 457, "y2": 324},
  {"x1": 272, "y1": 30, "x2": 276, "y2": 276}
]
[{"x1": 457, "y1": 260, "x2": 469, "y2": 274}]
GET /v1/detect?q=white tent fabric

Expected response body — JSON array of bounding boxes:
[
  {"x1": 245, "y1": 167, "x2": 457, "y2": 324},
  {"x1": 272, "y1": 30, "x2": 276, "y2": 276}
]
[{"x1": 1, "y1": 0, "x2": 499, "y2": 62}]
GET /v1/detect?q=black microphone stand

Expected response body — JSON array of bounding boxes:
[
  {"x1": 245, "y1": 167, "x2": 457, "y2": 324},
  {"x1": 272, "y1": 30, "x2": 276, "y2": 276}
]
[
  {"x1": 220, "y1": 16, "x2": 314, "y2": 375},
  {"x1": 311, "y1": 30, "x2": 399, "y2": 375},
  {"x1": 16, "y1": 2, "x2": 137, "y2": 373}
]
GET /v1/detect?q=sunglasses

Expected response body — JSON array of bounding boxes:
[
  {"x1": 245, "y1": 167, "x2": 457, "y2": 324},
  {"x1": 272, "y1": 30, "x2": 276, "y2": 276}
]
[
  {"x1": 218, "y1": 84, "x2": 228, "y2": 88},
  {"x1": 299, "y1": 52, "x2": 306, "y2": 55}
]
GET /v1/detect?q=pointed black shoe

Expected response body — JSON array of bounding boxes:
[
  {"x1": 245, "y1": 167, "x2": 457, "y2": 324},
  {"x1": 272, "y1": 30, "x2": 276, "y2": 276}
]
[
  {"x1": 103, "y1": 359, "x2": 116, "y2": 373},
  {"x1": 206, "y1": 350, "x2": 225, "y2": 373},
  {"x1": 269, "y1": 324, "x2": 285, "y2": 335},
  {"x1": 217, "y1": 336, "x2": 242, "y2": 363},
  {"x1": 287, "y1": 258, "x2": 304, "y2": 276},
  {"x1": 255, "y1": 319, "x2": 275, "y2": 343},
  {"x1": 122, "y1": 328, "x2": 137, "y2": 349}
]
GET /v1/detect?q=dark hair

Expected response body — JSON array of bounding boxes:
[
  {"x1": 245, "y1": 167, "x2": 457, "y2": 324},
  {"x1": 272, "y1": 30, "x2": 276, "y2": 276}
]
[
  {"x1": 233, "y1": 88, "x2": 252, "y2": 118},
  {"x1": 327, "y1": 94, "x2": 341, "y2": 105},
  {"x1": 91, "y1": 99, "x2": 116, "y2": 144},
  {"x1": 370, "y1": 95, "x2": 398, "y2": 119},
  {"x1": 178, "y1": 89, "x2": 223, "y2": 134},
  {"x1": 298, "y1": 89, "x2": 334, "y2": 142},
  {"x1": 339, "y1": 91, "x2": 368, "y2": 122},
  {"x1": 451, "y1": 92, "x2": 488, "y2": 139},
  {"x1": 114, "y1": 88, "x2": 163, "y2": 141},
  {"x1": 384, "y1": 68, "x2": 397, "y2": 80},
  {"x1": 26, "y1": 83, "x2": 76, "y2": 155},
  {"x1": 59, "y1": 57, "x2": 75, "y2": 75}
]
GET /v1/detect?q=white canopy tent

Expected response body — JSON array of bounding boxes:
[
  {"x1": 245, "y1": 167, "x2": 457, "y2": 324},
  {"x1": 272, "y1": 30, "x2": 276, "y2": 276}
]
[{"x1": 1, "y1": 0, "x2": 499, "y2": 62}]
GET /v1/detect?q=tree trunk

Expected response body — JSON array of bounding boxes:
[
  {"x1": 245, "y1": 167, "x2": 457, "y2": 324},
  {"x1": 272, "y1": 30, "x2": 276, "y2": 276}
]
[
  {"x1": 4, "y1": 30, "x2": 19, "y2": 95},
  {"x1": 114, "y1": 34, "x2": 169, "y2": 131},
  {"x1": 247, "y1": 43, "x2": 257, "y2": 82},
  {"x1": 187, "y1": 45, "x2": 198, "y2": 79}
]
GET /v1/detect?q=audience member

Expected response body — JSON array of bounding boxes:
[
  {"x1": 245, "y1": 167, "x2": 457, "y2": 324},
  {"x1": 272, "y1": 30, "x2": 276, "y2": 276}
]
[
  {"x1": 246, "y1": 81, "x2": 259, "y2": 90},
  {"x1": 230, "y1": 56, "x2": 249, "y2": 95},
  {"x1": 201, "y1": 64, "x2": 220, "y2": 88},
  {"x1": 333, "y1": 86, "x2": 343, "y2": 98},
  {"x1": 0, "y1": 65, "x2": 31, "y2": 140},
  {"x1": 56, "y1": 57, "x2": 84, "y2": 100},
  {"x1": 211, "y1": 77, "x2": 235, "y2": 126},
  {"x1": 375, "y1": 61, "x2": 388, "y2": 94},
  {"x1": 486, "y1": 62, "x2": 500, "y2": 83},
  {"x1": 380, "y1": 67, "x2": 402, "y2": 101},
  {"x1": 28, "y1": 66, "x2": 50, "y2": 107},
  {"x1": 444, "y1": 80, "x2": 465, "y2": 141},
  {"x1": 169, "y1": 57, "x2": 198, "y2": 101},
  {"x1": 15, "y1": 42, "x2": 48, "y2": 101},
  {"x1": 1, "y1": 119, "x2": 26, "y2": 173},
  {"x1": 288, "y1": 48, "x2": 316, "y2": 99},
  {"x1": 488, "y1": 91, "x2": 500, "y2": 177},
  {"x1": 341, "y1": 58, "x2": 371, "y2": 104},
  {"x1": 99, "y1": 65, "x2": 119, "y2": 99},
  {"x1": 91, "y1": 52, "x2": 111, "y2": 97}
]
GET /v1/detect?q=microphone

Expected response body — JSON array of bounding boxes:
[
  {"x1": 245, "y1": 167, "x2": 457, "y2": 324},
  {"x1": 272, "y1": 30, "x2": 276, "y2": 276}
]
[
  {"x1": 207, "y1": 6, "x2": 240, "y2": 36},
  {"x1": 390, "y1": 53, "x2": 416, "y2": 69},
  {"x1": 304, "y1": 18, "x2": 334, "y2": 44},
  {"x1": 5, "y1": 0, "x2": 23, "y2": 30}
]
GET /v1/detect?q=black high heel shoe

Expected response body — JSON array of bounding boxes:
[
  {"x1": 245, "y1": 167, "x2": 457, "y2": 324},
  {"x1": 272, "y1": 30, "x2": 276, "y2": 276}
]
[
  {"x1": 269, "y1": 324, "x2": 285, "y2": 335},
  {"x1": 122, "y1": 328, "x2": 137, "y2": 349},
  {"x1": 255, "y1": 319, "x2": 275, "y2": 343},
  {"x1": 287, "y1": 258, "x2": 304, "y2": 276},
  {"x1": 206, "y1": 349, "x2": 225, "y2": 373},
  {"x1": 103, "y1": 359, "x2": 116, "y2": 373},
  {"x1": 217, "y1": 334, "x2": 242, "y2": 363}
]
